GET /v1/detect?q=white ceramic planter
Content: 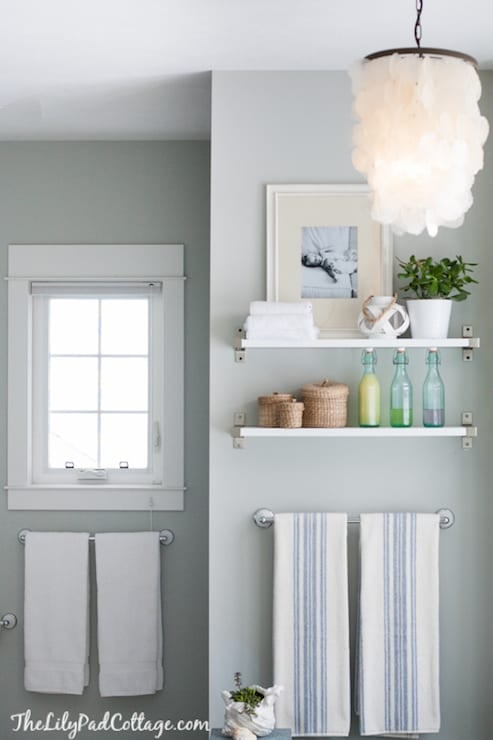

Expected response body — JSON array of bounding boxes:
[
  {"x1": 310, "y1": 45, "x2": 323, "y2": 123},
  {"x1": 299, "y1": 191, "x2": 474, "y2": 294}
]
[
  {"x1": 406, "y1": 299, "x2": 452, "y2": 339},
  {"x1": 222, "y1": 685, "x2": 284, "y2": 737}
]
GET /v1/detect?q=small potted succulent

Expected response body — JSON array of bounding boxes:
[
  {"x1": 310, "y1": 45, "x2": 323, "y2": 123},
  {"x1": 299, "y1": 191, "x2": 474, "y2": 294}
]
[
  {"x1": 397, "y1": 255, "x2": 477, "y2": 338},
  {"x1": 221, "y1": 672, "x2": 283, "y2": 737}
]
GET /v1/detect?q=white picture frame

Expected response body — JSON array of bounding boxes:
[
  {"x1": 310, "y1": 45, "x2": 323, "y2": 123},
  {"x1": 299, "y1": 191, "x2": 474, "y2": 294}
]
[{"x1": 266, "y1": 184, "x2": 393, "y2": 336}]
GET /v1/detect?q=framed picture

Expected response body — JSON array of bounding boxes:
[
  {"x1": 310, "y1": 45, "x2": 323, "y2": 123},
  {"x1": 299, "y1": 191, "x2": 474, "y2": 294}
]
[{"x1": 266, "y1": 184, "x2": 392, "y2": 336}]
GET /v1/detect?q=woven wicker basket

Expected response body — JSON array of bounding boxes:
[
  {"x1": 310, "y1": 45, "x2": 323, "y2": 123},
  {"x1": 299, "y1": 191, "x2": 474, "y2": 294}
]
[
  {"x1": 258, "y1": 392, "x2": 293, "y2": 427},
  {"x1": 278, "y1": 400, "x2": 304, "y2": 428},
  {"x1": 301, "y1": 380, "x2": 349, "y2": 428}
]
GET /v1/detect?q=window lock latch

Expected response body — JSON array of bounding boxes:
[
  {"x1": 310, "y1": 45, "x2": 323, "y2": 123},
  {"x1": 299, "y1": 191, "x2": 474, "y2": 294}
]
[{"x1": 77, "y1": 468, "x2": 108, "y2": 482}]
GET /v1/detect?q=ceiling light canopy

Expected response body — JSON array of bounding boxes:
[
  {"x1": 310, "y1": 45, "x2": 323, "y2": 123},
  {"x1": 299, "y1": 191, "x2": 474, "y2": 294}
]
[{"x1": 350, "y1": 0, "x2": 489, "y2": 237}]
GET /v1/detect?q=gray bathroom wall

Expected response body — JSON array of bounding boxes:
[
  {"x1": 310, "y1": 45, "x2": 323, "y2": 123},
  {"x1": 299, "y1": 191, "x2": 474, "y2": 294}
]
[
  {"x1": 209, "y1": 71, "x2": 492, "y2": 738},
  {"x1": 0, "y1": 142, "x2": 210, "y2": 736}
]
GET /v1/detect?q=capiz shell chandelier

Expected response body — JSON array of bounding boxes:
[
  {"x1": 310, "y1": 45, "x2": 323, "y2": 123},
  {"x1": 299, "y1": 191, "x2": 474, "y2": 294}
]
[{"x1": 350, "y1": 0, "x2": 489, "y2": 237}]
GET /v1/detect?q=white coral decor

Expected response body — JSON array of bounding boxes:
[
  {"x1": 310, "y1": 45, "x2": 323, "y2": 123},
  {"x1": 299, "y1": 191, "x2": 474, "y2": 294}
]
[
  {"x1": 350, "y1": 53, "x2": 489, "y2": 237},
  {"x1": 222, "y1": 685, "x2": 284, "y2": 737}
]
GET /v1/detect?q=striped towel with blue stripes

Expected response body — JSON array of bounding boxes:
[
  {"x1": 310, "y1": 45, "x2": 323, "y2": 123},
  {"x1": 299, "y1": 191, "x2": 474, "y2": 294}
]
[
  {"x1": 273, "y1": 513, "x2": 350, "y2": 736},
  {"x1": 356, "y1": 513, "x2": 440, "y2": 736}
]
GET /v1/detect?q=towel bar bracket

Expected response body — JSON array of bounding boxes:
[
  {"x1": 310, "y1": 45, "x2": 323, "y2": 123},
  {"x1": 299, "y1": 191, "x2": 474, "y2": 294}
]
[
  {"x1": 253, "y1": 508, "x2": 275, "y2": 528},
  {"x1": 18, "y1": 528, "x2": 31, "y2": 544},
  {"x1": 253, "y1": 508, "x2": 455, "y2": 529},
  {"x1": 0, "y1": 613, "x2": 17, "y2": 630},
  {"x1": 17, "y1": 528, "x2": 175, "y2": 546},
  {"x1": 436, "y1": 508, "x2": 455, "y2": 529}
]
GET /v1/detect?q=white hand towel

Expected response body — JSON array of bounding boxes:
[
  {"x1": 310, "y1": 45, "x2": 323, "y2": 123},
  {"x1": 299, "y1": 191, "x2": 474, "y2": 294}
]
[
  {"x1": 356, "y1": 513, "x2": 440, "y2": 736},
  {"x1": 95, "y1": 531, "x2": 163, "y2": 696},
  {"x1": 249, "y1": 301, "x2": 313, "y2": 315},
  {"x1": 24, "y1": 532, "x2": 90, "y2": 694},
  {"x1": 274, "y1": 513, "x2": 350, "y2": 736},
  {"x1": 244, "y1": 314, "x2": 318, "y2": 340}
]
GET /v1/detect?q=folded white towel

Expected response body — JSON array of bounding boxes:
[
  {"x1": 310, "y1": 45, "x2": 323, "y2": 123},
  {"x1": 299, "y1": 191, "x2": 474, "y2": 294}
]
[
  {"x1": 356, "y1": 513, "x2": 440, "y2": 736},
  {"x1": 24, "y1": 532, "x2": 90, "y2": 694},
  {"x1": 95, "y1": 532, "x2": 163, "y2": 696},
  {"x1": 274, "y1": 513, "x2": 350, "y2": 736},
  {"x1": 249, "y1": 301, "x2": 313, "y2": 315},
  {"x1": 244, "y1": 314, "x2": 318, "y2": 340}
]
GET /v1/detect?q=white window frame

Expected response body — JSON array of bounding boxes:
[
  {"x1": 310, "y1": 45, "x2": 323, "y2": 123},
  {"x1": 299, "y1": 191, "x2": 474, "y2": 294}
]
[
  {"x1": 31, "y1": 282, "x2": 161, "y2": 485},
  {"x1": 7, "y1": 244, "x2": 185, "y2": 511}
]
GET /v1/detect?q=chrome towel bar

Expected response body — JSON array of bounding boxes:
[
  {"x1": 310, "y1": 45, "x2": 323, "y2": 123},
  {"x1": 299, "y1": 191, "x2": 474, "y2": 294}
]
[
  {"x1": 17, "y1": 528, "x2": 175, "y2": 546},
  {"x1": 253, "y1": 507, "x2": 455, "y2": 529}
]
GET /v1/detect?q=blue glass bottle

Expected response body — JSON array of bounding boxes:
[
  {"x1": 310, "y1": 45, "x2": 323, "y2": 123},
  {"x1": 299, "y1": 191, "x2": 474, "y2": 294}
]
[
  {"x1": 390, "y1": 348, "x2": 413, "y2": 427},
  {"x1": 423, "y1": 348, "x2": 445, "y2": 427}
]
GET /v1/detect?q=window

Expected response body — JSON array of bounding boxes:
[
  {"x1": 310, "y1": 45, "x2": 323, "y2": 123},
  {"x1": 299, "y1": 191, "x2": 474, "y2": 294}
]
[
  {"x1": 7, "y1": 244, "x2": 184, "y2": 511},
  {"x1": 32, "y1": 283, "x2": 159, "y2": 483}
]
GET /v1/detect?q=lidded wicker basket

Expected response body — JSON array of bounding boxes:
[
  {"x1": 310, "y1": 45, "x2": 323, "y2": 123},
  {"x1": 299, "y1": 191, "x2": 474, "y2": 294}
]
[
  {"x1": 278, "y1": 399, "x2": 304, "y2": 428},
  {"x1": 258, "y1": 392, "x2": 293, "y2": 427},
  {"x1": 301, "y1": 380, "x2": 349, "y2": 428}
]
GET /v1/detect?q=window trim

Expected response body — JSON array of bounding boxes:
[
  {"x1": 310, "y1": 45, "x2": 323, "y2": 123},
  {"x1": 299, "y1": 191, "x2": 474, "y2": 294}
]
[{"x1": 7, "y1": 244, "x2": 185, "y2": 511}]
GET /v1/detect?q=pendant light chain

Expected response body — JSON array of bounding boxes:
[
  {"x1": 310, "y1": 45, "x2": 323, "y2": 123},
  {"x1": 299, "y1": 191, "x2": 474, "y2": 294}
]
[{"x1": 414, "y1": 0, "x2": 423, "y2": 49}]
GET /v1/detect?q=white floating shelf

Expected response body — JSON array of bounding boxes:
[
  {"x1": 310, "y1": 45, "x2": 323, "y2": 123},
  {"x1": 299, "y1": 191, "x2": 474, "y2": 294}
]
[
  {"x1": 238, "y1": 337, "x2": 479, "y2": 350},
  {"x1": 234, "y1": 426, "x2": 477, "y2": 439}
]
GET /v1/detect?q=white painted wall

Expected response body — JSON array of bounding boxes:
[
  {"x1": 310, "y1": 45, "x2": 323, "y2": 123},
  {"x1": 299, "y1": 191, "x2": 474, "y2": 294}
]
[{"x1": 210, "y1": 71, "x2": 492, "y2": 738}]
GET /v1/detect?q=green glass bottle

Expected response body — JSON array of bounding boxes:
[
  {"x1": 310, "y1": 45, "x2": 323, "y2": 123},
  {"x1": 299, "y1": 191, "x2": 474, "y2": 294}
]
[
  {"x1": 423, "y1": 348, "x2": 445, "y2": 427},
  {"x1": 390, "y1": 348, "x2": 413, "y2": 427},
  {"x1": 358, "y1": 348, "x2": 380, "y2": 427}
]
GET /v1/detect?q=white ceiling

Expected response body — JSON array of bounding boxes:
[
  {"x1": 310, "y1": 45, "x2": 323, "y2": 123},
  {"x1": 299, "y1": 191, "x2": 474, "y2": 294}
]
[{"x1": 0, "y1": 0, "x2": 491, "y2": 140}]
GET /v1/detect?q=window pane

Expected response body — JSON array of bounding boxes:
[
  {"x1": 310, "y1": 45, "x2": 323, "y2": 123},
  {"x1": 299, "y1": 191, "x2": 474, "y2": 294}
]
[
  {"x1": 100, "y1": 414, "x2": 148, "y2": 469},
  {"x1": 49, "y1": 413, "x2": 98, "y2": 468},
  {"x1": 49, "y1": 357, "x2": 99, "y2": 411},
  {"x1": 101, "y1": 299, "x2": 149, "y2": 355},
  {"x1": 100, "y1": 357, "x2": 148, "y2": 411},
  {"x1": 50, "y1": 299, "x2": 99, "y2": 355}
]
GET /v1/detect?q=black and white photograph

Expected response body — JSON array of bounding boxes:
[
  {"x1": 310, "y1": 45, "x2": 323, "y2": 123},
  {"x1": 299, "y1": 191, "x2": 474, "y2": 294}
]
[
  {"x1": 266, "y1": 184, "x2": 392, "y2": 333},
  {"x1": 300, "y1": 226, "x2": 358, "y2": 299}
]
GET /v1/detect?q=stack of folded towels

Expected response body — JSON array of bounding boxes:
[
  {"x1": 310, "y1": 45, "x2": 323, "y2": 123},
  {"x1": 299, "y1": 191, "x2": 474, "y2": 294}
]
[{"x1": 244, "y1": 301, "x2": 319, "y2": 340}]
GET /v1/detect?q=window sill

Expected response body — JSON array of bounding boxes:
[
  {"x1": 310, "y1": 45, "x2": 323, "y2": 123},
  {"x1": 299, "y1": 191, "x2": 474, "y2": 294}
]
[{"x1": 6, "y1": 485, "x2": 185, "y2": 511}]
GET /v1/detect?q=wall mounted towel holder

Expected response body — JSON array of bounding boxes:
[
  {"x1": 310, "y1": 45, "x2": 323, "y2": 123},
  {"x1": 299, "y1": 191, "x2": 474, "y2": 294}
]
[
  {"x1": 253, "y1": 507, "x2": 455, "y2": 529},
  {"x1": 0, "y1": 613, "x2": 17, "y2": 630},
  {"x1": 17, "y1": 528, "x2": 175, "y2": 546}
]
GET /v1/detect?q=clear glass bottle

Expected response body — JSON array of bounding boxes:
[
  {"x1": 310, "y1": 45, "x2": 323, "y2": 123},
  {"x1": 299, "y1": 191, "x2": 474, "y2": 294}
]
[
  {"x1": 423, "y1": 348, "x2": 445, "y2": 427},
  {"x1": 358, "y1": 348, "x2": 380, "y2": 427},
  {"x1": 390, "y1": 348, "x2": 413, "y2": 427}
]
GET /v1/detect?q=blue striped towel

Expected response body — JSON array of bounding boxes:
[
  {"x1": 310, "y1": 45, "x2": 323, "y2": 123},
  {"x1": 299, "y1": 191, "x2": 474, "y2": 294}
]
[
  {"x1": 273, "y1": 513, "x2": 350, "y2": 736},
  {"x1": 356, "y1": 513, "x2": 440, "y2": 736}
]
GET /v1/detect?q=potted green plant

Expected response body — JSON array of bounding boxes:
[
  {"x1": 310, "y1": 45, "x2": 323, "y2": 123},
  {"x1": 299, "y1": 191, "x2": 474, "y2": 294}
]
[
  {"x1": 397, "y1": 255, "x2": 477, "y2": 338},
  {"x1": 221, "y1": 672, "x2": 283, "y2": 737}
]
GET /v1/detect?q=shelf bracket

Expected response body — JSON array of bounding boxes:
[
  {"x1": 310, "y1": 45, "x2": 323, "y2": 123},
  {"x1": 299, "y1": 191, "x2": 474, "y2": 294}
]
[
  {"x1": 233, "y1": 414, "x2": 246, "y2": 448},
  {"x1": 461, "y1": 411, "x2": 477, "y2": 449},
  {"x1": 234, "y1": 329, "x2": 246, "y2": 363},
  {"x1": 462, "y1": 325, "x2": 479, "y2": 361}
]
